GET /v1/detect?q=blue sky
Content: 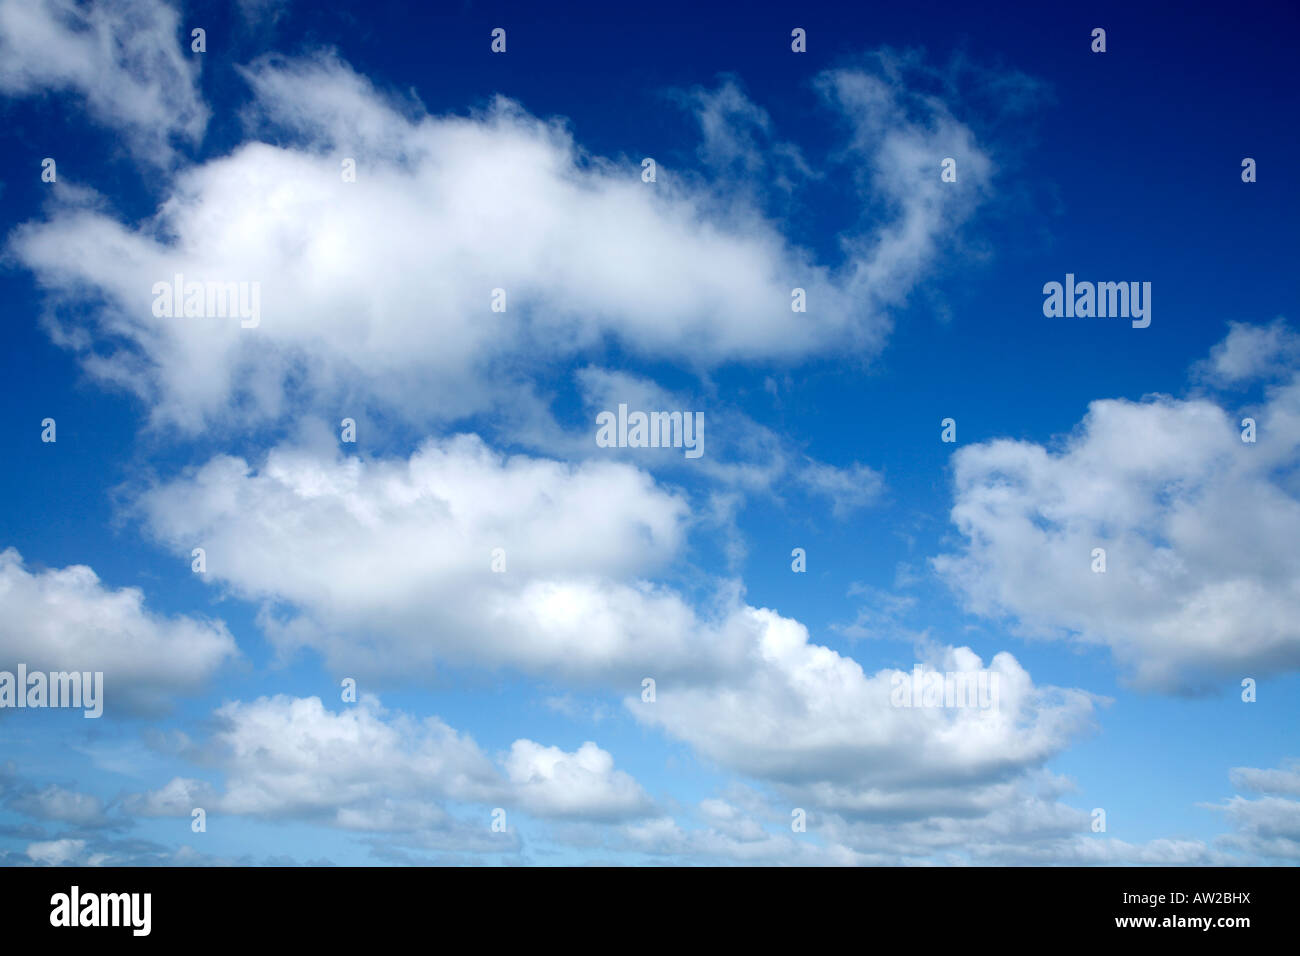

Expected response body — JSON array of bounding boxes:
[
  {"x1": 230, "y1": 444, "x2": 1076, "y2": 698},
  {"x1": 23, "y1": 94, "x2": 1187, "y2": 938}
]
[{"x1": 0, "y1": 0, "x2": 1298, "y2": 866}]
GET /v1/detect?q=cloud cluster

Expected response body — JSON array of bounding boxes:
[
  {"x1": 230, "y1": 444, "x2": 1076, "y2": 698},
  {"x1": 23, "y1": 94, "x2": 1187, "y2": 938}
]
[
  {"x1": 4, "y1": 1, "x2": 1290, "y2": 867},
  {"x1": 127, "y1": 424, "x2": 1109, "y2": 846},
  {"x1": 124, "y1": 694, "x2": 654, "y2": 850},
  {"x1": 935, "y1": 326, "x2": 1300, "y2": 691}
]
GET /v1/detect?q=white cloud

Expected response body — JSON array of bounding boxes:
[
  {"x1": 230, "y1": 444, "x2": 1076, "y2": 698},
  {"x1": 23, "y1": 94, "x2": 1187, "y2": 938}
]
[
  {"x1": 125, "y1": 693, "x2": 654, "y2": 852},
  {"x1": 934, "y1": 323, "x2": 1300, "y2": 692},
  {"x1": 504, "y1": 740, "x2": 654, "y2": 821},
  {"x1": 0, "y1": 547, "x2": 238, "y2": 713},
  {"x1": 26, "y1": 837, "x2": 90, "y2": 865},
  {"x1": 125, "y1": 694, "x2": 505, "y2": 848},
  {"x1": 132, "y1": 432, "x2": 732, "y2": 683},
  {"x1": 0, "y1": 0, "x2": 207, "y2": 162},
  {"x1": 1196, "y1": 319, "x2": 1300, "y2": 385},
  {"x1": 199, "y1": 695, "x2": 499, "y2": 818},
  {"x1": 9, "y1": 51, "x2": 996, "y2": 431},
  {"x1": 630, "y1": 608, "x2": 1097, "y2": 815}
]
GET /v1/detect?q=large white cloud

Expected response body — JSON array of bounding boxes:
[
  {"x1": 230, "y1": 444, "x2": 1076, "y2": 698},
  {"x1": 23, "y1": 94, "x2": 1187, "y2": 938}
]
[
  {"x1": 0, "y1": 0, "x2": 206, "y2": 162},
  {"x1": 0, "y1": 547, "x2": 237, "y2": 713},
  {"x1": 630, "y1": 611, "x2": 1097, "y2": 816},
  {"x1": 131, "y1": 432, "x2": 742, "y2": 683},
  {"x1": 8, "y1": 50, "x2": 996, "y2": 431},
  {"x1": 934, "y1": 322, "x2": 1300, "y2": 692}
]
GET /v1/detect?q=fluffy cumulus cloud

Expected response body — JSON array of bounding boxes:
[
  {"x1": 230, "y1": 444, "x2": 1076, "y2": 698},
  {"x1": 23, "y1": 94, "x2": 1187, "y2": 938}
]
[
  {"x1": 0, "y1": 0, "x2": 207, "y2": 162},
  {"x1": 504, "y1": 740, "x2": 653, "y2": 821},
  {"x1": 130, "y1": 432, "x2": 744, "y2": 683},
  {"x1": 0, "y1": 548, "x2": 237, "y2": 713},
  {"x1": 8, "y1": 48, "x2": 997, "y2": 431},
  {"x1": 125, "y1": 695, "x2": 507, "y2": 854},
  {"x1": 934, "y1": 323, "x2": 1300, "y2": 692},
  {"x1": 122, "y1": 694, "x2": 654, "y2": 855},
  {"x1": 631, "y1": 611, "x2": 1097, "y2": 817}
]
